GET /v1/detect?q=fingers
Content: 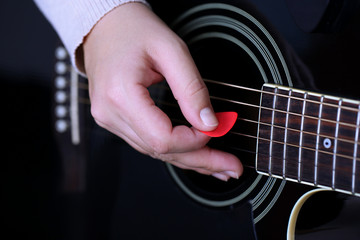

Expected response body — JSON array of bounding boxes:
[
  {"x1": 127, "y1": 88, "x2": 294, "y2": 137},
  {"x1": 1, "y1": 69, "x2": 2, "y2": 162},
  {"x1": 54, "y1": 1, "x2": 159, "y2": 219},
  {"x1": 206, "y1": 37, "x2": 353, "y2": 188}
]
[
  {"x1": 94, "y1": 102, "x2": 243, "y2": 181},
  {"x1": 93, "y1": 94, "x2": 243, "y2": 181},
  {"x1": 82, "y1": 3, "x2": 243, "y2": 181},
  {"x1": 148, "y1": 34, "x2": 219, "y2": 132},
  {"x1": 155, "y1": 146, "x2": 243, "y2": 181}
]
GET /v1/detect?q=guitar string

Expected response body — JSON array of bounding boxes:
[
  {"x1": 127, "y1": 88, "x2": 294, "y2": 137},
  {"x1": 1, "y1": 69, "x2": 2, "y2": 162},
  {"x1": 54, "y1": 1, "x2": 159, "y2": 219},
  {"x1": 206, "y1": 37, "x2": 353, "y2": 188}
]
[
  {"x1": 203, "y1": 79, "x2": 360, "y2": 113},
  {"x1": 169, "y1": 115, "x2": 360, "y2": 162},
  {"x1": 76, "y1": 87, "x2": 360, "y2": 149},
  {"x1": 209, "y1": 95, "x2": 358, "y2": 129},
  {"x1": 74, "y1": 95, "x2": 344, "y2": 171},
  {"x1": 172, "y1": 119, "x2": 356, "y2": 180},
  {"x1": 239, "y1": 118, "x2": 356, "y2": 146},
  {"x1": 155, "y1": 81, "x2": 360, "y2": 129},
  {"x1": 171, "y1": 116, "x2": 334, "y2": 172},
  {"x1": 78, "y1": 85, "x2": 360, "y2": 130},
  {"x1": 59, "y1": 54, "x2": 359, "y2": 178},
  {"x1": 75, "y1": 78, "x2": 360, "y2": 114},
  {"x1": 73, "y1": 91, "x2": 359, "y2": 181},
  {"x1": 146, "y1": 85, "x2": 360, "y2": 135},
  {"x1": 75, "y1": 101, "x2": 306, "y2": 171},
  {"x1": 155, "y1": 97, "x2": 360, "y2": 147},
  {"x1": 71, "y1": 79, "x2": 360, "y2": 161},
  {"x1": 218, "y1": 140, "x2": 344, "y2": 173}
]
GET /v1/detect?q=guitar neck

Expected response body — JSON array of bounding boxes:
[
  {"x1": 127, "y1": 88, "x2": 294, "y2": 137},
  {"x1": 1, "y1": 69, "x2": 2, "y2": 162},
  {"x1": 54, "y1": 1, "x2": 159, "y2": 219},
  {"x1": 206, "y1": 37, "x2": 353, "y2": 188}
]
[{"x1": 256, "y1": 83, "x2": 360, "y2": 196}]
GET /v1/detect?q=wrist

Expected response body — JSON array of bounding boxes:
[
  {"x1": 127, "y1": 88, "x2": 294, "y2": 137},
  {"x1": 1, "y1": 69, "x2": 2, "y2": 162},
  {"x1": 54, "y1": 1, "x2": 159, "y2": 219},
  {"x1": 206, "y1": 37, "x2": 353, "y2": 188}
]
[{"x1": 75, "y1": 1, "x2": 151, "y2": 75}]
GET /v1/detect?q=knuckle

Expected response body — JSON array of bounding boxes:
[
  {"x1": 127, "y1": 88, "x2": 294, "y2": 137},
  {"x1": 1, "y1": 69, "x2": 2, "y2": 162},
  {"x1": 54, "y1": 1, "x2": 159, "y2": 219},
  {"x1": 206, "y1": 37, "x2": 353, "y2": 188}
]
[
  {"x1": 183, "y1": 78, "x2": 207, "y2": 100},
  {"x1": 148, "y1": 137, "x2": 170, "y2": 156}
]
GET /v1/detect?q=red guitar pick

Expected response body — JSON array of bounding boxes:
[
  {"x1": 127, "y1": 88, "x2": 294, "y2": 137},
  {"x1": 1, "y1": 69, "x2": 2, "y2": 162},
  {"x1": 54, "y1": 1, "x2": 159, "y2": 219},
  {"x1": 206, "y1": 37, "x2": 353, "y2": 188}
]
[{"x1": 200, "y1": 112, "x2": 238, "y2": 137}]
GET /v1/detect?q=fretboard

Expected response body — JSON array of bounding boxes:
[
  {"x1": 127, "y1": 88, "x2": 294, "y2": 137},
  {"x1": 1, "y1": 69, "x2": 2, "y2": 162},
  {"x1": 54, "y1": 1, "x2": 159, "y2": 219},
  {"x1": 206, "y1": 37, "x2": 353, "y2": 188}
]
[{"x1": 256, "y1": 83, "x2": 360, "y2": 196}]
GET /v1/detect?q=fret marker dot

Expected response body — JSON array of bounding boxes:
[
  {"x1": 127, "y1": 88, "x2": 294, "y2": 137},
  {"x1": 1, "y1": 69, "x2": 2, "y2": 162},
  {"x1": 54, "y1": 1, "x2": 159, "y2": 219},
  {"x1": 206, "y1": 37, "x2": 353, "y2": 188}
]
[{"x1": 323, "y1": 138, "x2": 332, "y2": 149}]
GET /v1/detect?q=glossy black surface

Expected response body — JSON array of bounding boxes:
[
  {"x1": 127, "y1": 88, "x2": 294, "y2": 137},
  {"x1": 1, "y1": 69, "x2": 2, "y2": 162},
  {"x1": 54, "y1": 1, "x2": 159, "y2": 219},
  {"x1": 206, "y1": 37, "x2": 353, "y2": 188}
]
[{"x1": 3, "y1": 1, "x2": 360, "y2": 239}]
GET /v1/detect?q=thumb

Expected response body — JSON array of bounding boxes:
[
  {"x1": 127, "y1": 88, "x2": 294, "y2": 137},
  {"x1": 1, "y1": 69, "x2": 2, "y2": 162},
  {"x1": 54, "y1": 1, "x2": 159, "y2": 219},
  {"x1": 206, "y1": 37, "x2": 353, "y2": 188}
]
[{"x1": 154, "y1": 39, "x2": 218, "y2": 131}]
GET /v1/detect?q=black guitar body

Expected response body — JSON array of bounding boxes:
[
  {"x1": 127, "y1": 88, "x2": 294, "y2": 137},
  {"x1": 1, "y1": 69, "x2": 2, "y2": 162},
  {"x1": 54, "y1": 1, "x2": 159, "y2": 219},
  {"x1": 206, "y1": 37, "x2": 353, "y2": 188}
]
[{"x1": 52, "y1": 0, "x2": 360, "y2": 239}]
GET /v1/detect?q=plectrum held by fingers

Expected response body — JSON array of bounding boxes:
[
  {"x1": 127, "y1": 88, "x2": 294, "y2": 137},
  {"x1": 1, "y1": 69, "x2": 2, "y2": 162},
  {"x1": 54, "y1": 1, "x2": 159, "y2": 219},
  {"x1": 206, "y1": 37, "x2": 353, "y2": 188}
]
[{"x1": 200, "y1": 112, "x2": 238, "y2": 137}]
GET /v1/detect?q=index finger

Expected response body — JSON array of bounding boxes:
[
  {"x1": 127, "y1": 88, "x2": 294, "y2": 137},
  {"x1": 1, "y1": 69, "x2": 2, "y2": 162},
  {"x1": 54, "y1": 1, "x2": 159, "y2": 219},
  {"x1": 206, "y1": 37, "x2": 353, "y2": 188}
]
[
  {"x1": 125, "y1": 83, "x2": 211, "y2": 155},
  {"x1": 148, "y1": 36, "x2": 219, "y2": 132}
]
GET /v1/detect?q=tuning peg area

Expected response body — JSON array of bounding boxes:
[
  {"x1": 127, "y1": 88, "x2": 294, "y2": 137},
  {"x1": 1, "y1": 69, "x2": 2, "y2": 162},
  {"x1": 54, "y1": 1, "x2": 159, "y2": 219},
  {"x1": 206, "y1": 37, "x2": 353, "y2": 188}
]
[{"x1": 54, "y1": 46, "x2": 70, "y2": 134}]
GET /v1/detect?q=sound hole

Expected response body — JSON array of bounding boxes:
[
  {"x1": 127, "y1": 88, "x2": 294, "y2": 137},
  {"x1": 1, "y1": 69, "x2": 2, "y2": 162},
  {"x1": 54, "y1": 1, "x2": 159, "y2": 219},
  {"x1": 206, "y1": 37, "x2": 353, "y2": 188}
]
[
  {"x1": 158, "y1": 2, "x2": 289, "y2": 219},
  {"x1": 190, "y1": 38, "x2": 262, "y2": 167},
  {"x1": 191, "y1": 38, "x2": 263, "y2": 89},
  {"x1": 160, "y1": 37, "x2": 265, "y2": 206}
]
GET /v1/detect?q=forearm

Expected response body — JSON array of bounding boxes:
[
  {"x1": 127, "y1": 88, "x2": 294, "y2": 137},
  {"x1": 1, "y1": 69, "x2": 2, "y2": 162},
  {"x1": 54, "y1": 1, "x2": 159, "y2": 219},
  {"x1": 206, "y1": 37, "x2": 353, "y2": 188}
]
[{"x1": 33, "y1": 0, "x2": 149, "y2": 74}]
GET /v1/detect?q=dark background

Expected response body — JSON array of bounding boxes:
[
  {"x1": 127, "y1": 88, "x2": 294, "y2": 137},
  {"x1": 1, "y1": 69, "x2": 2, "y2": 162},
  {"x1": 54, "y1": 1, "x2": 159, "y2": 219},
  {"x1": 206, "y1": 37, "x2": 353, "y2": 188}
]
[
  {"x1": 2, "y1": 0, "x2": 360, "y2": 239},
  {"x1": 1, "y1": 1, "x2": 60, "y2": 239}
]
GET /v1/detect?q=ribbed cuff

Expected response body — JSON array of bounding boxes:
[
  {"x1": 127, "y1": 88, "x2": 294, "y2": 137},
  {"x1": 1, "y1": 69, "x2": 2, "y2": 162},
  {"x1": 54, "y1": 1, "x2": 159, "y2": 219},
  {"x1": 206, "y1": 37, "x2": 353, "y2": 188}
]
[
  {"x1": 70, "y1": 0, "x2": 150, "y2": 74},
  {"x1": 34, "y1": 0, "x2": 150, "y2": 75}
]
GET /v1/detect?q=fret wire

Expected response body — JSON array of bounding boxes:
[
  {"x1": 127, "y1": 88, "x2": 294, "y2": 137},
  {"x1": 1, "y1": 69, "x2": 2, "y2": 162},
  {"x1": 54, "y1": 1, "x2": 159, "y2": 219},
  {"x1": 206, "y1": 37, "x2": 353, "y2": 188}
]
[
  {"x1": 81, "y1": 84, "x2": 360, "y2": 129},
  {"x1": 315, "y1": 95, "x2": 324, "y2": 186},
  {"x1": 269, "y1": 87, "x2": 278, "y2": 176},
  {"x1": 332, "y1": 99, "x2": 342, "y2": 189},
  {"x1": 298, "y1": 92, "x2": 308, "y2": 182},
  {"x1": 283, "y1": 89, "x2": 292, "y2": 178},
  {"x1": 352, "y1": 105, "x2": 360, "y2": 193}
]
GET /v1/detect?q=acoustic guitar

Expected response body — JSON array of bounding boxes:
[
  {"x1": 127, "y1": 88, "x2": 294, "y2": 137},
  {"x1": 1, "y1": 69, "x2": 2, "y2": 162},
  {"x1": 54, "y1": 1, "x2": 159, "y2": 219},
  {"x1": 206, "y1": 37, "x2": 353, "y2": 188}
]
[{"x1": 52, "y1": 1, "x2": 360, "y2": 239}]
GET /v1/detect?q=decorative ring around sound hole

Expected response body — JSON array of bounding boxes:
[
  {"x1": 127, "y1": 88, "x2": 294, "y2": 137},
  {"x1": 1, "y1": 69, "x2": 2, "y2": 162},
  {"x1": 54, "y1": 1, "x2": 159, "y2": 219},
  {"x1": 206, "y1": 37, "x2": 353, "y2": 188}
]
[{"x1": 165, "y1": 3, "x2": 291, "y2": 224}]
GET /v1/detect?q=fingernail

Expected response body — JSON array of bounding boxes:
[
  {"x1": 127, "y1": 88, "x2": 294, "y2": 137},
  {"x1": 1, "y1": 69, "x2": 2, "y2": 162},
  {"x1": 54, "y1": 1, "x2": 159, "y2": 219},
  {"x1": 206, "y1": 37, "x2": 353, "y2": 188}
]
[
  {"x1": 200, "y1": 107, "x2": 218, "y2": 127},
  {"x1": 222, "y1": 171, "x2": 239, "y2": 179},
  {"x1": 212, "y1": 173, "x2": 230, "y2": 182}
]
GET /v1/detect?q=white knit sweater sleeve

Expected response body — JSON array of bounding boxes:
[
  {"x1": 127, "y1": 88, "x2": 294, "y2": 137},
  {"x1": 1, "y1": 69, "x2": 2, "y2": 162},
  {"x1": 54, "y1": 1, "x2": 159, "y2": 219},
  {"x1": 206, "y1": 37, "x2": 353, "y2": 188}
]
[{"x1": 34, "y1": 0, "x2": 150, "y2": 74}]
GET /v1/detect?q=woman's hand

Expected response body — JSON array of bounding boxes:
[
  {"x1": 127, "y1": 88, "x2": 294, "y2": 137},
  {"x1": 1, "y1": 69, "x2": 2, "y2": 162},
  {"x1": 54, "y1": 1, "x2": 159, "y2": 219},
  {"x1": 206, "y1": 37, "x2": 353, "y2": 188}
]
[{"x1": 83, "y1": 3, "x2": 242, "y2": 181}]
